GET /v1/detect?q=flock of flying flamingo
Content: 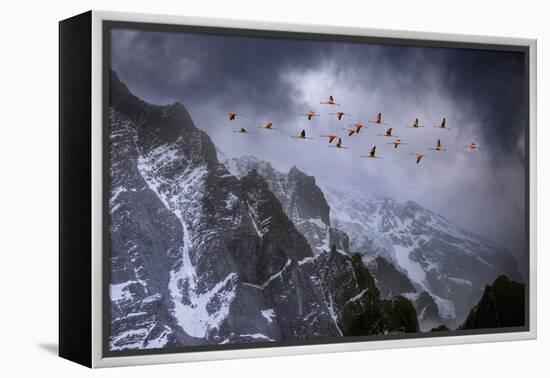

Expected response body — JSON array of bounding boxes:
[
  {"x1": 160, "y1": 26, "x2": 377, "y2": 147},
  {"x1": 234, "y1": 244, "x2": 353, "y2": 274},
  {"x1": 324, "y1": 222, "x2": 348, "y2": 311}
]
[{"x1": 226, "y1": 95, "x2": 480, "y2": 165}]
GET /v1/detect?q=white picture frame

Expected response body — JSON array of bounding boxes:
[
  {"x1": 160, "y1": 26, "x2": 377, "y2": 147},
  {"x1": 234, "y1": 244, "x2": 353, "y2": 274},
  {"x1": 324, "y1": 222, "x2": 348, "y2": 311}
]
[{"x1": 59, "y1": 10, "x2": 537, "y2": 368}]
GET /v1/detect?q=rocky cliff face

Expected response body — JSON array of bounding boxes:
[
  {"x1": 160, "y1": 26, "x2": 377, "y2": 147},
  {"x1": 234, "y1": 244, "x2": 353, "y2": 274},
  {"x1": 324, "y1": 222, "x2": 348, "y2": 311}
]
[
  {"x1": 224, "y1": 156, "x2": 349, "y2": 255},
  {"x1": 299, "y1": 247, "x2": 419, "y2": 336},
  {"x1": 365, "y1": 256, "x2": 416, "y2": 299},
  {"x1": 365, "y1": 256, "x2": 443, "y2": 331},
  {"x1": 108, "y1": 71, "x2": 412, "y2": 351}
]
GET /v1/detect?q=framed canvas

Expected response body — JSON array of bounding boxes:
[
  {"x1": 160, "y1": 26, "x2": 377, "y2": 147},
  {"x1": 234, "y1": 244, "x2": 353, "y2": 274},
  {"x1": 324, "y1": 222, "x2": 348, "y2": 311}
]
[{"x1": 59, "y1": 10, "x2": 537, "y2": 368}]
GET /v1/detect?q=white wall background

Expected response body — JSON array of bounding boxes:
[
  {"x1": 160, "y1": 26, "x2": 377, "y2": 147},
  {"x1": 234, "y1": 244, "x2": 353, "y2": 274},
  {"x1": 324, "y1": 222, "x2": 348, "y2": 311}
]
[{"x1": 0, "y1": 0, "x2": 546, "y2": 376}]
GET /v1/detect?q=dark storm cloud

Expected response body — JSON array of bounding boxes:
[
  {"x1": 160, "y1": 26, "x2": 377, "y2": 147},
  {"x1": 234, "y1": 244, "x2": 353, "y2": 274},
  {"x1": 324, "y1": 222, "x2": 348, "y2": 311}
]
[
  {"x1": 110, "y1": 28, "x2": 527, "y2": 271},
  {"x1": 322, "y1": 44, "x2": 527, "y2": 162},
  {"x1": 110, "y1": 31, "x2": 523, "y2": 153},
  {"x1": 431, "y1": 48, "x2": 526, "y2": 161},
  {"x1": 112, "y1": 29, "x2": 333, "y2": 113},
  {"x1": 113, "y1": 30, "x2": 526, "y2": 162},
  {"x1": 112, "y1": 30, "x2": 443, "y2": 131}
]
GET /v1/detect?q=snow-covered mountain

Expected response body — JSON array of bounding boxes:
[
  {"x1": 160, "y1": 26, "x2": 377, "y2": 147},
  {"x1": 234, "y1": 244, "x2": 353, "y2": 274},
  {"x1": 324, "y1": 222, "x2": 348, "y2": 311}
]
[
  {"x1": 319, "y1": 181, "x2": 521, "y2": 325},
  {"x1": 108, "y1": 70, "x2": 341, "y2": 349},
  {"x1": 226, "y1": 156, "x2": 521, "y2": 328},
  {"x1": 224, "y1": 156, "x2": 441, "y2": 330},
  {"x1": 108, "y1": 71, "x2": 417, "y2": 351}
]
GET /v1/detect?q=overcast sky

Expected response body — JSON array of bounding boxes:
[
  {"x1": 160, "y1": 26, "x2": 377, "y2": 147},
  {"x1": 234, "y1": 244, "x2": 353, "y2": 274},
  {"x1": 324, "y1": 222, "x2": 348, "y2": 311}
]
[{"x1": 110, "y1": 28, "x2": 527, "y2": 268}]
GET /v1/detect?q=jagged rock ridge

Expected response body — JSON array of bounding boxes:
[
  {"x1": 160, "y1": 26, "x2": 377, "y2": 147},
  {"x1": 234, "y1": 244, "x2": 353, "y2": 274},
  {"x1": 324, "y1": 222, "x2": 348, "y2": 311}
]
[
  {"x1": 224, "y1": 155, "x2": 349, "y2": 255},
  {"x1": 227, "y1": 156, "x2": 522, "y2": 329}
]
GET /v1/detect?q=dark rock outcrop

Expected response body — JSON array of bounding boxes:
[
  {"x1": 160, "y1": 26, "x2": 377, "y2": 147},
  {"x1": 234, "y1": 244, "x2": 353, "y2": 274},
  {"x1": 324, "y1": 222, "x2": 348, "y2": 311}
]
[
  {"x1": 381, "y1": 296, "x2": 420, "y2": 333},
  {"x1": 365, "y1": 256, "x2": 444, "y2": 331},
  {"x1": 366, "y1": 256, "x2": 416, "y2": 299},
  {"x1": 459, "y1": 275, "x2": 525, "y2": 330},
  {"x1": 430, "y1": 325, "x2": 450, "y2": 332}
]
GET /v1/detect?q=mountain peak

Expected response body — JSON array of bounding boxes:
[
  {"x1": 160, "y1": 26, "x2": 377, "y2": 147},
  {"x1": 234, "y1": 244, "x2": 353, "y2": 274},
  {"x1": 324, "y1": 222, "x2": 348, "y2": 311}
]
[
  {"x1": 242, "y1": 168, "x2": 263, "y2": 183},
  {"x1": 110, "y1": 69, "x2": 221, "y2": 171},
  {"x1": 288, "y1": 165, "x2": 307, "y2": 179},
  {"x1": 286, "y1": 166, "x2": 329, "y2": 226},
  {"x1": 109, "y1": 69, "x2": 143, "y2": 113},
  {"x1": 110, "y1": 69, "x2": 186, "y2": 112},
  {"x1": 460, "y1": 274, "x2": 525, "y2": 329}
]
